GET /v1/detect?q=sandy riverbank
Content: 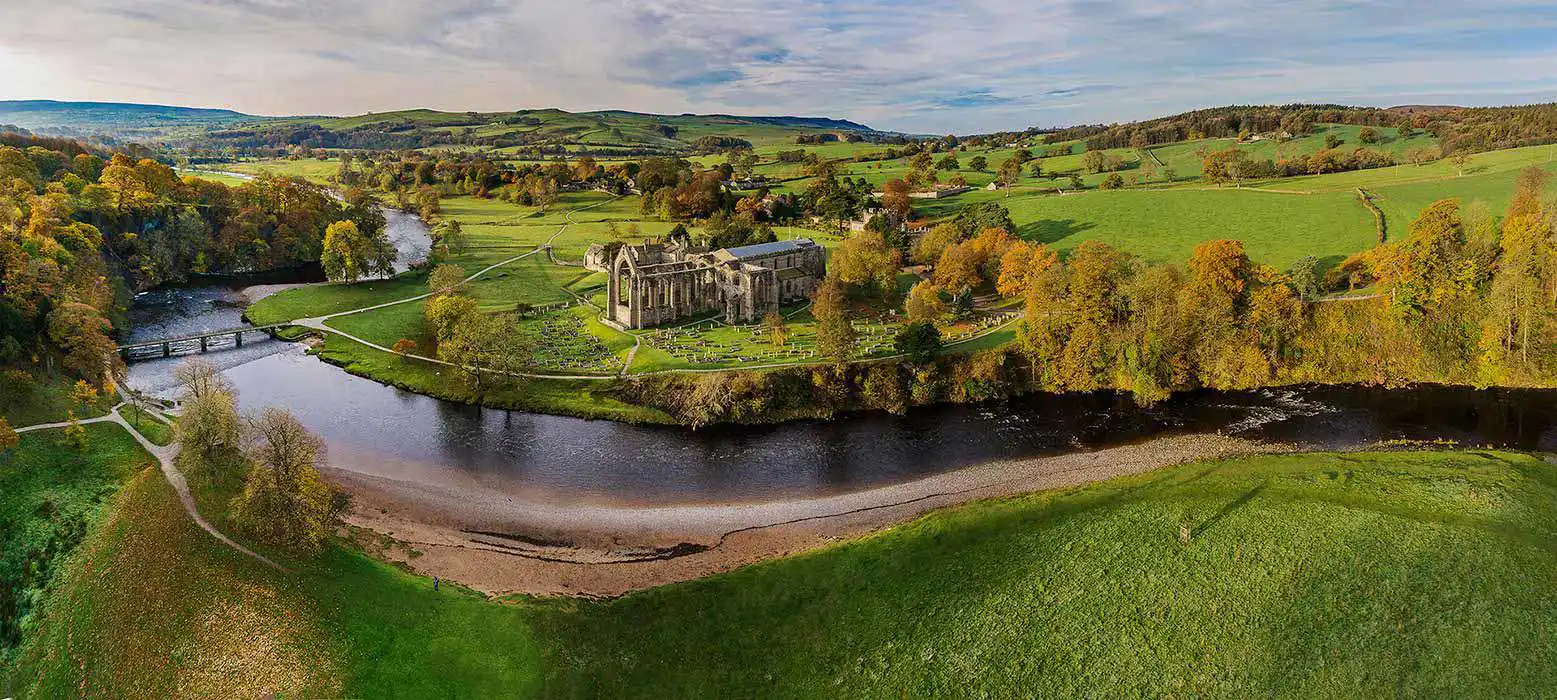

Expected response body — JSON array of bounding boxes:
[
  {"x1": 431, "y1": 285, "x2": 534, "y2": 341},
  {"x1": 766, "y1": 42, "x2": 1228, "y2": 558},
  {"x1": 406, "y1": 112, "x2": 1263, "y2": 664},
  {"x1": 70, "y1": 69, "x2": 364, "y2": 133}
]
[{"x1": 329, "y1": 432, "x2": 1289, "y2": 598}]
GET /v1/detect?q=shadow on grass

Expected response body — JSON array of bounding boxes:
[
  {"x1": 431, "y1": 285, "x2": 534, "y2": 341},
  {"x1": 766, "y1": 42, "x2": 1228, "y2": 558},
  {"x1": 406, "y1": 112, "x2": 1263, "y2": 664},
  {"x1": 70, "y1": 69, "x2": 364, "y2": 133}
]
[{"x1": 1019, "y1": 218, "x2": 1097, "y2": 245}]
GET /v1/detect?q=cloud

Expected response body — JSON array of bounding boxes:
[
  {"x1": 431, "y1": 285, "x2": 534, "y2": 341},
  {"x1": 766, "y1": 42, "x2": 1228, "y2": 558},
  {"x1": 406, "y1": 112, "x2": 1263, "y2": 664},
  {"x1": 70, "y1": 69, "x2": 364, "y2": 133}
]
[{"x1": 4, "y1": 0, "x2": 1557, "y2": 132}]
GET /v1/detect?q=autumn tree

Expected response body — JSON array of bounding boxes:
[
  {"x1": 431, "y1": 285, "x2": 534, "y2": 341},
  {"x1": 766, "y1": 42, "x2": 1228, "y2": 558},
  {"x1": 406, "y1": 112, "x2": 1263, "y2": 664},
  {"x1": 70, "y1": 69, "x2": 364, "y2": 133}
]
[
  {"x1": 934, "y1": 228, "x2": 1013, "y2": 291},
  {"x1": 811, "y1": 279, "x2": 857, "y2": 362},
  {"x1": 46, "y1": 301, "x2": 118, "y2": 382},
  {"x1": 1481, "y1": 167, "x2": 1555, "y2": 377},
  {"x1": 231, "y1": 408, "x2": 339, "y2": 551},
  {"x1": 0, "y1": 417, "x2": 17, "y2": 457},
  {"x1": 879, "y1": 178, "x2": 913, "y2": 223},
  {"x1": 321, "y1": 220, "x2": 392, "y2": 284},
  {"x1": 175, "y1": 383, "x2": 245, "y2": 487},
  {"x1": 763, "y1": 311, "x2": 789, "y2": 346},
  {"x1": 912, "y1": 223, "x2": 962, "y2": 266},
  {"x1": 996, "y1": 241, "x2": 1059, "y2": 298},
  {"x1": 1054, "y1": 241, "x2": 1131, "y2": 391},
  {"x1": 904, "y1": 280, "x2": 948, "y2": 325},
  {"x1": 831, "y1": 229, "x2": 903, "y2": 301},
  {"x1": 427, "y1": 263, "x2": 466, "y2": 297}
]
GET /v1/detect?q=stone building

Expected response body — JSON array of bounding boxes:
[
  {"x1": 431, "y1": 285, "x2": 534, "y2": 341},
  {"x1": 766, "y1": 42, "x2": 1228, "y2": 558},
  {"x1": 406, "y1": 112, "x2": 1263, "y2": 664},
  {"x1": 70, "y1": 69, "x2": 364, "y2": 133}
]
[{"x1": 605, "y1": 238, "x2": 825, "y2": 329}]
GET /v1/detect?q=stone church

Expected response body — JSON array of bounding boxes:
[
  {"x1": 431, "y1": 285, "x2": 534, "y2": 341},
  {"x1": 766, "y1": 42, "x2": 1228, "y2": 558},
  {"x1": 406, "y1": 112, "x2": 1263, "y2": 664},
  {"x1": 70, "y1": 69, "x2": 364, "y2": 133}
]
[{"x1": 595, "y1": 236, "x2": 825, "y2": 329}]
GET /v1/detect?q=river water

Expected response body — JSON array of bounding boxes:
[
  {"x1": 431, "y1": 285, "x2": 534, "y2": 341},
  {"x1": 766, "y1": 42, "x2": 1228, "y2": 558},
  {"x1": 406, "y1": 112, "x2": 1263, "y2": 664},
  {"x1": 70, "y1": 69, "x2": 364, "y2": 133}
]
[{"x1": 124, "y1": 210, "x2": 1557, "y2": 508}]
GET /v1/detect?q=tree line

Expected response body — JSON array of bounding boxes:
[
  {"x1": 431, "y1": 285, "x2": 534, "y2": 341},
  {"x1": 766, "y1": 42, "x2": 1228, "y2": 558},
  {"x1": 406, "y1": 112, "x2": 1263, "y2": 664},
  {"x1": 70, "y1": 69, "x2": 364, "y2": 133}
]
[{"x1": 0, "y1": 133, "x2": 385, "y2": 389}]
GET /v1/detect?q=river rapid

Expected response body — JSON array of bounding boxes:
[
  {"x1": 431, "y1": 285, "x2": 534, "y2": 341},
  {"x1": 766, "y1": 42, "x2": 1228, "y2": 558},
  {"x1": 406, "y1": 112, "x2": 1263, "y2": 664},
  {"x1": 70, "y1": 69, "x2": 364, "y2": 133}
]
[{"x1": 123, "y1": 208, "x2": 1557, "y2": 509}]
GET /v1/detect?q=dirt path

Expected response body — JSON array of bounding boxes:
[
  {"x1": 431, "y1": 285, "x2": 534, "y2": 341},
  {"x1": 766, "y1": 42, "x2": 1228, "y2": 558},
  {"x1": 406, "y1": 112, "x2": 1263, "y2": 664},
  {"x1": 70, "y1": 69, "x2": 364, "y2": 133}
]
[{"x1": 333, "y1": 432, "x2": 1288, "y2": 598}]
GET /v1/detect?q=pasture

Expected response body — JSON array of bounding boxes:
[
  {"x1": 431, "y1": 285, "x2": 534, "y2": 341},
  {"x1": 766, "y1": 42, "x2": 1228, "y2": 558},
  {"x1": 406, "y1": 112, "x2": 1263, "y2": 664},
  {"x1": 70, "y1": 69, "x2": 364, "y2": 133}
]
[{"x1": 10, "y1": 448, "x2": 1556, "y2": 698}]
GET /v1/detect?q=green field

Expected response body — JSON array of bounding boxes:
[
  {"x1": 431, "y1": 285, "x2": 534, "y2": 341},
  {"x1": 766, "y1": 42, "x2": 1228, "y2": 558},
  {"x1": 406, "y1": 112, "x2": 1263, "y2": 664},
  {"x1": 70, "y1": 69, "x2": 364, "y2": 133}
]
[{"x1": 8, "y1": 448, "x2": 1555, "y2": 697}]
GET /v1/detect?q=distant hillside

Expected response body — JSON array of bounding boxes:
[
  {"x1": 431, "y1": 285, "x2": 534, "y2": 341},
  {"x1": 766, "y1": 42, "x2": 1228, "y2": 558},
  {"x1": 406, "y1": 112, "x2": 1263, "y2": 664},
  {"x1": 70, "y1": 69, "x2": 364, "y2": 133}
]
[
  {"x1": 0, "y1": 100, "x2": 882, "y2": 154},
  {"x1": 0, "y1": 100, "x2": 257, "y2": 141},
  {"x1": 200, "y1": 107, "x2": 887, "y2": 156}
]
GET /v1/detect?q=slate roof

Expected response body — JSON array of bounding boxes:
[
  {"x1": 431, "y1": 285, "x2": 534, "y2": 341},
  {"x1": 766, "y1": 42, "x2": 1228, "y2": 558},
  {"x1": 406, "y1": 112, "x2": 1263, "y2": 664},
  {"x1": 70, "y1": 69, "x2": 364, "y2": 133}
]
[{"x1": 716, "y1": 238, "x2": 818, "y2": 261}]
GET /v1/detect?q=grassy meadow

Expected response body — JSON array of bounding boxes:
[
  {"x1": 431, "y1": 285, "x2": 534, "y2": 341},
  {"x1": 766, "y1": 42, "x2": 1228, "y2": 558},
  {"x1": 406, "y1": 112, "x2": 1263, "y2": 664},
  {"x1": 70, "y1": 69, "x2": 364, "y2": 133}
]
[{"x1": 6, "y1": 448, "x2": 1556, "y2": 697}]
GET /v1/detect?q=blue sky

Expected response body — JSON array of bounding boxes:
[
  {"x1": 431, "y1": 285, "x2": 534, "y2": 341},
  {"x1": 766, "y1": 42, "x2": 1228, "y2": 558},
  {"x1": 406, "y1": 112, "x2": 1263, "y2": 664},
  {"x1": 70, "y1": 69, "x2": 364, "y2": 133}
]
[{"x1": 5, "y1": 0, "x2": 1557, "y2": 133}]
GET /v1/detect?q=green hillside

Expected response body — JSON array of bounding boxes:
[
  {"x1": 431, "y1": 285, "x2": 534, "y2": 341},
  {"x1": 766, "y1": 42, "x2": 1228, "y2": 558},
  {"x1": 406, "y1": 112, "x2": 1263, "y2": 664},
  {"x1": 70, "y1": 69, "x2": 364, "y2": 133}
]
[
  {"x1": 0, "y1": 99, "x2": 254, "y2": 141},
  {"x1": 7, "y1": 449, "x2": 1555, "y2": 698}
]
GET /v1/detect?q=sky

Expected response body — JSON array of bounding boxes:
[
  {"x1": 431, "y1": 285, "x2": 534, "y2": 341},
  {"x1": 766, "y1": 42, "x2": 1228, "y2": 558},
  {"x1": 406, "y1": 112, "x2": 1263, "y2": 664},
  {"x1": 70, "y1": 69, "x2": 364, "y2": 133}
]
[{"x1": 5, "y1": 0, "x2": 1557, "y2": 134}]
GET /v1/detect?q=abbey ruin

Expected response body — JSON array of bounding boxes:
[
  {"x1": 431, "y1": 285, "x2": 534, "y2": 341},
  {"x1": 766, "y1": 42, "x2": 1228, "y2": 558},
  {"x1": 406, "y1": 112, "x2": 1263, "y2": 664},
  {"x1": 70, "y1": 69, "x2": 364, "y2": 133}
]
[{"x1": 592, "y1": 237, "x2": 826, "y2": 329}]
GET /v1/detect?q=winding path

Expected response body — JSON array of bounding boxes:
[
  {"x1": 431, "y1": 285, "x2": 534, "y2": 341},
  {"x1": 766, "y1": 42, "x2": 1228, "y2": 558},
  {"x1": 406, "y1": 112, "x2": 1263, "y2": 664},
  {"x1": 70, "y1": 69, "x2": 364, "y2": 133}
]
[{"x1": 17, "y1": 405, "x2": 285, "y2": 571}]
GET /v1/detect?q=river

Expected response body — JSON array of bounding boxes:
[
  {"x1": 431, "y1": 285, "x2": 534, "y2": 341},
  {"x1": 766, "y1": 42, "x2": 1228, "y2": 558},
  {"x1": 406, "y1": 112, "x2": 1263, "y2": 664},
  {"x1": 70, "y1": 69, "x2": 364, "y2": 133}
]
[{"x1": 124, "y1": 209, "x2": 1557, "y2": 509}]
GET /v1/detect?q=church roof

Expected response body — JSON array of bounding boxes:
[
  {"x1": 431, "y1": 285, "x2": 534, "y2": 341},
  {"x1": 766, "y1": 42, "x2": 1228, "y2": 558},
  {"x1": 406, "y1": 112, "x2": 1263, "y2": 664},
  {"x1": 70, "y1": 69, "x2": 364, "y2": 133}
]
[{"x1": 716, "y1": 238, "x2": 817, "y2": 261}]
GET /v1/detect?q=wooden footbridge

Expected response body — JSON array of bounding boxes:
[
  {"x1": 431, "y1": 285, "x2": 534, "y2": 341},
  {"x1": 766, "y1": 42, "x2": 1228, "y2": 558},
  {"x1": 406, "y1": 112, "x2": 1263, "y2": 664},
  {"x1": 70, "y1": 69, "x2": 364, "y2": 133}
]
[{"x1": 117, "y1": 323, "x2": 294, "y2": 361}]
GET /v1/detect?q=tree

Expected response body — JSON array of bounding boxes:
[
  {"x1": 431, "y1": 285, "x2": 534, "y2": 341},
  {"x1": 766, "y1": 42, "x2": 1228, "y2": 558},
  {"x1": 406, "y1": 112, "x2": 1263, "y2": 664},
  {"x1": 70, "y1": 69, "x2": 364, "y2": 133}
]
[
  {"x1": 859, "y1": 365, "x2": 909, "y2": 414},
  {"x1": 1450, "y1": 152, "x2": 1470, "y2": 177},
  {"x1": 1358, "y1": 127, "x2": 1380, "y2": 144},
  {"x1": 1201, "y1": 147, "x2": 1253, "y2": 187},
  {"x1": 996, "y1": 242, "x2": 1058, "y2": 298},
  {"x1": 61, "y1": 411, "x2": 87, "y2": 451},
  {"x1": 175, "y1": 386, "x2": 244, "y2": 487},
  {"x1": 995, "y1": 156, "x2": 1022, "y2": 191},
  {"x1": 1323, "y1": 133, "x2": 1343, "y2": 149},
  {"x1": 1100, "y1": 173, "x2": 1124, "y2": 189},
  {"x1": 432, "y1": 219, "x2": 466, "y2": 256},
  {"x1": 174, "y1": 358, "x2": 232, "y2": 401},
  {"x1": 231, "y1": 407, "x2": 338, "y2": 552},
  {"x1": 425, "y1": 293, "x2": 480, "y2": 341},
  {"x1": 392, "y1": 338, "x2": 418, "y2": 359},
  {"x1": 46, "y1": 302, "x2": 118, "y2": 383},
  {"x1": 951, "y1": 201, "x2": 1015, "y2": 238},
  {"x1": 70, "y1": 379, "x2": 99, "y2": 412},
  {"x1": 936, "y1": 154, "x2": 960, "y2": 171},
  {"x1": 528, "y1": 175, "x2": 559, "y2": 212},
  {"x1": 934, "y1": 228, "x2": 1013, "y2": 291},
  {"x1": 0, "y1": 417, "x2": 16, "y2": 457},
  {"x1": 904, "y1": 280, "x2": 948, "y2": 324},
  {"x1": 811, "y1": 279, "x2": 856, "y2": 362},
  {"x1": 427, "y1": 263, "x2": 466, "y2": 297},
  {"x1": 763, "y1": 311, "x2": 788, "y2": 346},
  {"x1": 912, "y1": 223, "x2": 962, "y2": 266},
  {"x1": 880, "y1": 178, "x2": 913, "y2": 223},
  {"x1": 969, "y1": 155, "x2": 988, "y2": 172},
  {"x1": 1288, "y1": 255, "x2": 1324, "y2": 299},
  {"x1": 438, "y1": 311, "x2": 530, "y2": 392},
  {"x1": 321, "y1": 220, "x2": 390, "y2": 284},
  {"x1": 831, "y1": 230, "x2": 903, "y2": 300}
]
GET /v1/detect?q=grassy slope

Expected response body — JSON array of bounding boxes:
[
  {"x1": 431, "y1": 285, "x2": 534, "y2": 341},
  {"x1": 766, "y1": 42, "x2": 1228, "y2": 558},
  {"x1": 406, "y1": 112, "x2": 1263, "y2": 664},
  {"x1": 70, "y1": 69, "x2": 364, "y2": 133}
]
[
  {"x1": 0, "y1": 373, "x2": 114, "y2": 427},
  {"x1": 0, "y1": 425, "x2": 154, "y2": 675},
  {"x1": 8, "y1": 449, "x2": 1556, "y2": 697},
  {"x1": 536, "y1": 450, "x2": 1557, "y2": 698}
]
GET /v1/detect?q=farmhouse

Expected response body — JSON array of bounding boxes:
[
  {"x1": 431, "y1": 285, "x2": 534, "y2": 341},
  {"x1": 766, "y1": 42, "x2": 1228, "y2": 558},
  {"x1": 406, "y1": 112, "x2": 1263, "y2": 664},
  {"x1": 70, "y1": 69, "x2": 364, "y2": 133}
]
[{"x1": 605, "y1": 237, "x2": 825, "y2": 329}]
